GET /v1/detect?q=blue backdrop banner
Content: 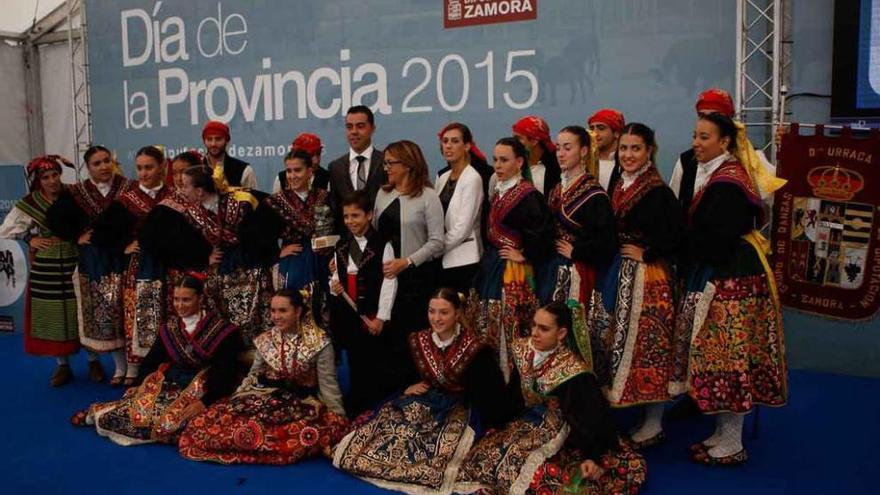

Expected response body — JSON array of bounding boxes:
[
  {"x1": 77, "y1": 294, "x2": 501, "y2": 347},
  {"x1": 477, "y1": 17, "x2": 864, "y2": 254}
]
[{"x1": 86, "y1": 0, "x2": 734, "y2": 187}]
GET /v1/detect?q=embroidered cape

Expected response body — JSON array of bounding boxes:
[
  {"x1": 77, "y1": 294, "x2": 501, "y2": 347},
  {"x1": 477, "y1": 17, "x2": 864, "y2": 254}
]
[
  {"x1": 159, "y1": 311, "x2": 238, "y2": 368},
  {"x1": 252, "y1": 317, "x2": 330, "y2": 386},
  {"x1": 488, "y1": 180, "x2": 539, "y2": 248},
  {"x1": 68, "y1": 175, "x2": 133, "y2": 220},
  {"x1": 511, "y1": 338, "x2": 589, "y2": 407},
  {"x1": 611, "y1": 164, "x2": 666, "y2": 219},
  {"x1": 158, "y1": 191, "x2": 240, "y2": 247},
  {"x1": 548, "y1": 173, "x2": 607, "y2": 242},
  {"x1": 264, "y1": 188, "x2": 328, "y2": 243},
  {"x1": 688, "y1": 160, "x2": 763, "y2": 225},
  {"x1": 408, "y1": 327, "x2": 485, "y2": 393}
]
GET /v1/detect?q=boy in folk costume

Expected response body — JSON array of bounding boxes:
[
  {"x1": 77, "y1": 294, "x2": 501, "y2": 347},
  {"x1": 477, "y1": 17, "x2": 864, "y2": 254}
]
[{"x1": 328, "y1": 190, "x2": 402, "y2": 417}]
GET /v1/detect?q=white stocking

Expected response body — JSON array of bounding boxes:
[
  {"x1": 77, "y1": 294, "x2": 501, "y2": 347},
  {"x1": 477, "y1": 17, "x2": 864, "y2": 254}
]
[
  {"x1": 125, "y1": 362, "x2": 140, "y2": 379},
  {"x1": 110, "y1": 350, "x2": 127, "y2": 378},
  {"x1": 707, "y1": 412, "x2": 745, "y2": 458},
  {"x1": 702, "y1": 415, "x2": 725, "y2": 447},
  {"x1": 630, "y1": 403, "x2": 665, "y2": 442}
]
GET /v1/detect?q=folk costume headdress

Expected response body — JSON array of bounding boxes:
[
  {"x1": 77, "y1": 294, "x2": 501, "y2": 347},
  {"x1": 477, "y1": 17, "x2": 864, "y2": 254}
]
[{"x1": 26, "y1": 155, "x2": 72, "y2": 192}]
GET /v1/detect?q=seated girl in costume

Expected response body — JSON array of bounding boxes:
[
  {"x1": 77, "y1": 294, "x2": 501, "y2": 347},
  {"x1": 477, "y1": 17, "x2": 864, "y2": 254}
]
[
  {"x1": 71, "y1": 273, "x2": 244, "y2": 446},
  {"x1": 333, "y1": 287, "x2": 516, "y2": 495},
  {"x1": 178, "y1": 289, "x2": 348, "y2": 465},
  {"x1": 455, "y1": 302, "x2": 647, "y2": 495}
]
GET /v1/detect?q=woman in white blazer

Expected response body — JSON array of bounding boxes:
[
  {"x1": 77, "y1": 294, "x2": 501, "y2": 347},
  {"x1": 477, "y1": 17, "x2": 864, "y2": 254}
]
[{"x1": 436, "y1": 123, "x2": 487, "y2": 293}]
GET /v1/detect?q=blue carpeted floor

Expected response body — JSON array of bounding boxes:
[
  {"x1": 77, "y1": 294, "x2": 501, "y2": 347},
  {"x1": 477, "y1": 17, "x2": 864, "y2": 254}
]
[{"x1": 2, "y1": 332, "x2": 877, "y2": 494}]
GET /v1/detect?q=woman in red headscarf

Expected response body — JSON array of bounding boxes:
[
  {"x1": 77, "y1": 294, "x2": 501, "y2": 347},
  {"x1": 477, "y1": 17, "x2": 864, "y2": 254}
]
[
  {"x1": 669, "y1": 88, "x2": 736, "y2": 212},
  {"x1": 0, "y1": 156, "x2": 80, "y2": 386},
  {"x1": 511, "y1": 115, "x2": 562, "y2": 196},
  {"x1": 272, "y1": 133, "x2": 330, "y2": 193},
  {"x1": 677, "y1": 113, "x2": 787, "y2": 466}
]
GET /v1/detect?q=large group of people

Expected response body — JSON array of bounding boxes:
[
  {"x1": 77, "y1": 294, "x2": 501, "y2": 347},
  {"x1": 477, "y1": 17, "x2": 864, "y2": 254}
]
[{"x1": 1, "y1": 87, "x2": 789, "y2": 494}]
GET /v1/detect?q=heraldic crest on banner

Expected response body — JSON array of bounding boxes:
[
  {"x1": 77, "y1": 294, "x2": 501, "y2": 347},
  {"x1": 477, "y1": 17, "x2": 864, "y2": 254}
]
[{"x1": 773, "y1": 124, "x2": 880, "y2": 320}]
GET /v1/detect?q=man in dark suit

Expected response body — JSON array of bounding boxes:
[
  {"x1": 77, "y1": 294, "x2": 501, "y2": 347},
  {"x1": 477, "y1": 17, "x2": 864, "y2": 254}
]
[
  {"x1": 201, "y1": 120, "x2": 258, "y2": 190},
  {"x1": 327, "y1": 105, "x2": 386, "y2": 232}
]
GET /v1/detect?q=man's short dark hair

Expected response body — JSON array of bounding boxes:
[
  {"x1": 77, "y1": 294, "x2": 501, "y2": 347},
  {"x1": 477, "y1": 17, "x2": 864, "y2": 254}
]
[{"x1": 347, "y1": 105, "x2": 375, "y2": 126}]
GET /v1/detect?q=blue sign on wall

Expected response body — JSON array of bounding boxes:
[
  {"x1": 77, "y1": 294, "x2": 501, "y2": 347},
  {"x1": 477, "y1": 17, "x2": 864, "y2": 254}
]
[
  {"x1": 86, "y1": 0, "x2": 734, "y2": 187},
  {"x1": 0, "y1": 164, "x2": 30, "y2": 333}
]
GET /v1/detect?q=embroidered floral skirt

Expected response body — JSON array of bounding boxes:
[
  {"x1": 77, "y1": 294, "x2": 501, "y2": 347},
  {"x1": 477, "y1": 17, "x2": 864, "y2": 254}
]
[
  {"x1": 587, "y1": 257, "x2": 677, "y2": 407},
  {"x1": 178, "y1": 388, "x2": 349, "y2": 465},
  {"x1": 527, "y1": 440, "x2": 646, "y2": 495},
  {"x1": 685, "y1": 271, "x2": 787, "y2": 414},
  {"x1": 334, "y1": 390, "x2": 474, "y2": 495},
  {"x1": 88, "y1": 364, "x2": 206, "y2": 446}
]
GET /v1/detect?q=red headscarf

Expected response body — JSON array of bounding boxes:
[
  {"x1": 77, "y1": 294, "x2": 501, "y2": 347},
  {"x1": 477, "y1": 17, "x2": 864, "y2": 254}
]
[
  {"x1": 588, "y1": 109, "x2": 626, "y2": 133},
  {"x1": 695, "y1": 88, "x2": 735, "y2": 117},
  {"x1": 202, "y1": 120, "x2": 231, "y2": 141},
  {"x1": 437, "y1": 123, "x2": 487, "y2": 163},
  {"x1": 512, "y1": 116, "x2": 556, "y2": 153},
  {"x1": 26, "y1": 155, "x2": 71, "y2": 192},
  {"x1": 291, "y1": 133, "x2": 323, "y2": 156},
  {"x1": 185, "y1": 271, "x2": 208, "y2": 282}
]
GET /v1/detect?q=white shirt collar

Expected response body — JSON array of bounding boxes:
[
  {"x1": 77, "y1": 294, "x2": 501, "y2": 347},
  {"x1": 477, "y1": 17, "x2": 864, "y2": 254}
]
[
  {"x1": 182, "y1": 312, "x2": 201, "y2": 334},
  {"x1": 293, "y1": 189, "x2": 309, "y2": 201},
  {"x1": 202, "y1": 195, "x2": 219, "y2": 213},
  {"x1": 139, "y1": 183, "x2": 164, "y2": 198},
  {"x1": 694, "y1": 152, "x2": 732, "y2": 195},
  {"x1": 620, "y1": 162, "x2": 651, "y2": 191},
  {"x1": 91, "y1": 179, "x2": 112, "y2": 197},
  {"x1": 530, "y1": 341, "x2": 560, "y2": 368},
  {"x1": 432, "y1": 324, "x2": 461, "y2": 350},
  {"x1": 495, "y1": 175, "x2": 521, "y2": 196},
  {"x1": 349, "y1": 145, "x2": 375, "y2": 163}
]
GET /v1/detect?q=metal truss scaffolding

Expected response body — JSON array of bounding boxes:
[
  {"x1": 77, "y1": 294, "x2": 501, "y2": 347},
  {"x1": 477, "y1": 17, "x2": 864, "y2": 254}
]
[
  {"x1": 735, "y1": 0, "x2": 789, "y2": 163},
  {"x1": 734, "y1": 1, "x2": 789, "y2": 433},
  {"x1": 67, "y1": 0, "x2": 92, "y2": 175}
]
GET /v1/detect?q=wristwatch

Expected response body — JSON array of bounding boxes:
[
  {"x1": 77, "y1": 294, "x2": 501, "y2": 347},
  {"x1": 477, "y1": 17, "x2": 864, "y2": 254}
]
[{"x1": 406, "y1": 257, "x2": 415, "y2": 268}]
